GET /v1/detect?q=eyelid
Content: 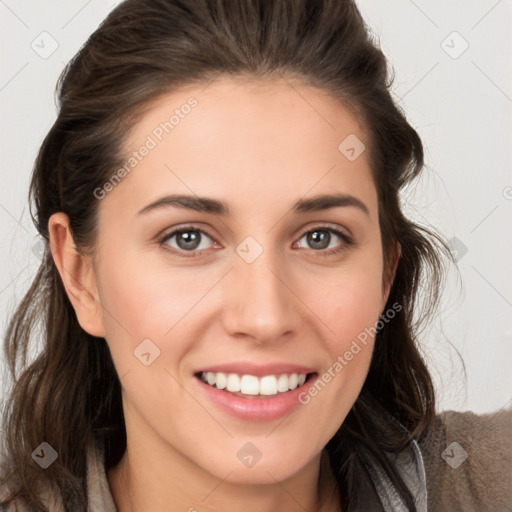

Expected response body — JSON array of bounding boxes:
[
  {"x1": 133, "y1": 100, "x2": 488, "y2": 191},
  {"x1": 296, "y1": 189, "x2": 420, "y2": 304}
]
[{"x1": 295, "y1": 221, "x2": 353, "y2": 241}]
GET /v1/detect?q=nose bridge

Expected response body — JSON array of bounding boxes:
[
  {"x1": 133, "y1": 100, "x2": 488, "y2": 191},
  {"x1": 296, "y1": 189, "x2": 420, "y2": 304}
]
[{"x1": 224, "y1": 236, "x2": 298, "y2": 343}]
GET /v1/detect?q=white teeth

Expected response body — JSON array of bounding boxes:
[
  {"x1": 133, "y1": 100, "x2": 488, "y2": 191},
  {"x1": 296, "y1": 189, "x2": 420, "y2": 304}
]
[
  {"x1": 226, "y1": 373, "x2": 241, "y2": 392},
  {"x1": 216, "y1": 372, "x2": 227, "y2": 390},
  {"x1": 277, "y1": 374, "x2": 289, "y2": 392},
  {"x1": 259, "y1": 375, "x2": 277, "y2": 395},
  {"x1": 200, "y1": 371, "x2": 309, "y2": 396},
  {"x1": 240, "y1": 375, "x2": 259, "y2": 395}
]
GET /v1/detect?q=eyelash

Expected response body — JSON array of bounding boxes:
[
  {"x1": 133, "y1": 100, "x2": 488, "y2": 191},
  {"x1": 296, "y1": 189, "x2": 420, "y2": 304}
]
[{"x1": 157, "y1": 224, "x2": 356, "y2": 258}]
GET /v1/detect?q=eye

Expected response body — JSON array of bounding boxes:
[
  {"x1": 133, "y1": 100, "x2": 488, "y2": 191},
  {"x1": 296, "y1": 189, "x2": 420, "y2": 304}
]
[
  {"x1": 159, "y1": 226, "x2": 218, "y2": 256},
  {"x1": 158, "y1": 224, "x2": 355, "y2": 258},
  {"x1": 294, "y1": 226, "x2": 354, "y2": 255}
]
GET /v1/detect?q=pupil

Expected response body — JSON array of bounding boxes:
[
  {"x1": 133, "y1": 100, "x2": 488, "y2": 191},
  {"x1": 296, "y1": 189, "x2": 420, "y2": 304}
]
[{"x1": 308, "y1": 230, "x2": 330, "y2": 250}]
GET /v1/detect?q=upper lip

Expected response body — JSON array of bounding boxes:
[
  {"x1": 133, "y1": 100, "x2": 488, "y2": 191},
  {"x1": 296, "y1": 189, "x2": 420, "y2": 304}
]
[{"x1": 194, "y1": 362, "x2": 316, "y2": 377}]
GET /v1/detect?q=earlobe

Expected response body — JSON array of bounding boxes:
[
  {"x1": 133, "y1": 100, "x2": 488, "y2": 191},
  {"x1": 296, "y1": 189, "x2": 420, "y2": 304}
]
[{"x1": 48, "y1": 212, "x2": 106, "y2": 338}]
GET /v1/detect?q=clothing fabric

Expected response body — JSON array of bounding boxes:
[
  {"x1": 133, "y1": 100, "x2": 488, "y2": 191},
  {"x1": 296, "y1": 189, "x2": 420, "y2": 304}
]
[
  {"x1": 418, "y1": 409, "x2": 512, "y2": 511},
  {"x1": 2, "y1": 409, "x2": 511, "y2": 511}
]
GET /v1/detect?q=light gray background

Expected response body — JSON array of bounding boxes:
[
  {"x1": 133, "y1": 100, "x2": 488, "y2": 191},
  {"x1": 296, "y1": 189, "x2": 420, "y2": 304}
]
[{"x1": 1, "y1": 1, "x2": 511, "y2": 414}]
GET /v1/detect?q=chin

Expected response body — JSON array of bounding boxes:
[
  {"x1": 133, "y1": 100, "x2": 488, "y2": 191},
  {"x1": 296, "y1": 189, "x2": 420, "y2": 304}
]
[{"x1": 196, "y1": 439, "x2": 320, "y2": 485}]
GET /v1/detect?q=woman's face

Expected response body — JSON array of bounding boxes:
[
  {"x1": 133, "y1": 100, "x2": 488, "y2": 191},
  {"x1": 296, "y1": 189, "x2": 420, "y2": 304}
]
[{"x1": 83, "y1": 76, "x2": 393, "y2": 483}]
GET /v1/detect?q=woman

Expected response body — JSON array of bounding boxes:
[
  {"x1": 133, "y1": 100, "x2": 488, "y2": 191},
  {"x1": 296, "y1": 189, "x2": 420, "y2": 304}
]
[{"x1": 1, "y1": 0, "x2": 510, "y2": 510}]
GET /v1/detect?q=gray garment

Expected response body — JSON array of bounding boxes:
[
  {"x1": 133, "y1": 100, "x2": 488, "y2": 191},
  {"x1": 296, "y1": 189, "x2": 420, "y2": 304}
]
[
  {"x1": 369, "y1": 436, "x2": 428, "y2": 512},
  {"x1": 85, "y1": 439, "x2": 117, "y2": 512}
]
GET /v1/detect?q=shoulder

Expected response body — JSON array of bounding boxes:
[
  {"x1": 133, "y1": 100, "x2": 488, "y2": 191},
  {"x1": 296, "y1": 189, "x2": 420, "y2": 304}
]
[
  {"x1": 0, "y1": 435, "x2": 114, "y2": 512},
  {"x1": 418, "y1": 408, "x2": 512, "y2": 510},
  {"x1": 86, "y1": 435, "x2": 118, "y2": 511},
  {"x1": 0, "y1": 449, "x2": 22, "y2": 511},
  {"x1": 0, "y1": 483, "x2": 63, "y2": 512},
  {"x1": 0, "y1": 475, "x2": 27, "y2": 512},
  {"x1": 0, "y1": 448, "x2": 65, "y2": 512}
]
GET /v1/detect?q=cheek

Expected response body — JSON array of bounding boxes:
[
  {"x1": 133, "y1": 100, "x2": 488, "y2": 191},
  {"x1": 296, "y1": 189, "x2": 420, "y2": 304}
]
[
  {"x1": 94, "y1": 247, "x2": 228, "y2": 384},
  {"x1": 304, "y1": 257, "x2": 385, "y2": 352},
  {"x1": 93, "y1": 256, "x2": 206, "y2": 417},
  {"x1": 297, "y1": 278, "x2": 383, "y2": 440},
  {"x1": 295, "y1": 252, "x2": 385, "y2": 411},
  {"x1": 96, "y1": 249, "x2": 205, "y2": 339}
]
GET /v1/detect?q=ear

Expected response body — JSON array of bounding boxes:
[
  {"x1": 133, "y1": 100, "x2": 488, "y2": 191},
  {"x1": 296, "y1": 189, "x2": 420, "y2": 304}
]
[
  {"x1": 382, "y1": 241, "x2": 401, "y2": 306},
  {"x1": 48, "y1": 212, "x2": 106, "y2": 338}
]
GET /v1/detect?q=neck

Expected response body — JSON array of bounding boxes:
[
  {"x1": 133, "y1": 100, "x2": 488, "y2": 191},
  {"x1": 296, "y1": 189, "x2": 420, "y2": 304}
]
[{"x1": 108, "y1": 441, "x2": 340, "y2": 512}]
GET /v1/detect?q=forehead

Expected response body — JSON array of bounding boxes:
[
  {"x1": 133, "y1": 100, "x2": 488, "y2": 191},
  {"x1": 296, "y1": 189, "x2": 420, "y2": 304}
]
[{"x1": 105, "y1": 76, "x2": 377, "y2": 219}]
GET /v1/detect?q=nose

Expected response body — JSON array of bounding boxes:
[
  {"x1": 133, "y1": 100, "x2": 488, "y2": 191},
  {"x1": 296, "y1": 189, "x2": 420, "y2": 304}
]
[{"x1": 221, "y1": 246, "x2": 302, "y2": 345}]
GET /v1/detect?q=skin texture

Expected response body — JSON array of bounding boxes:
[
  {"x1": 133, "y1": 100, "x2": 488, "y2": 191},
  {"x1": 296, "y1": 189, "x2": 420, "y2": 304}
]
[{"x1": 49, "y1": 76, "x2": 398, "y2": 512}]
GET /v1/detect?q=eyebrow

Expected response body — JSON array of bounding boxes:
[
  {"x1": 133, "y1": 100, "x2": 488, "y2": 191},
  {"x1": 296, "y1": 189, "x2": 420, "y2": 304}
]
[{"x1": 137, "y1": 193, "x2": 370, "y2": 217}]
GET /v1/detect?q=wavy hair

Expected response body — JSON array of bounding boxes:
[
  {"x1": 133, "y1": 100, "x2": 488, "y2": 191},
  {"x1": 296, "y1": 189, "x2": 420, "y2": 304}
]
[{"x1": 1, "y1": 0, "x2": 453, "y2": 510}]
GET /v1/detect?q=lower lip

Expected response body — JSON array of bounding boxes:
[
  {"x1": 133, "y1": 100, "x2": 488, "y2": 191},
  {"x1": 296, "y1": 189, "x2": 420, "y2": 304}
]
[{"x1": 194, "y1": 374, "x2": 317, "y2": 422}]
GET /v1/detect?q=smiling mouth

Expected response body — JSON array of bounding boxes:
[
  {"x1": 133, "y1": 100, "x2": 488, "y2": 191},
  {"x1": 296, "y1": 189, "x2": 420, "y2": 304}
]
[{"x1": 195, "y1": 371, "x2": 316, "y2": 398}]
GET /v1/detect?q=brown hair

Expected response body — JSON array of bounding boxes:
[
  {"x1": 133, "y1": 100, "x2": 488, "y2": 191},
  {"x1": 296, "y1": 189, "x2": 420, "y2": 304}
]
[{"x1": 1, "y1": 0, "x2": 453, "y2": 510}]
